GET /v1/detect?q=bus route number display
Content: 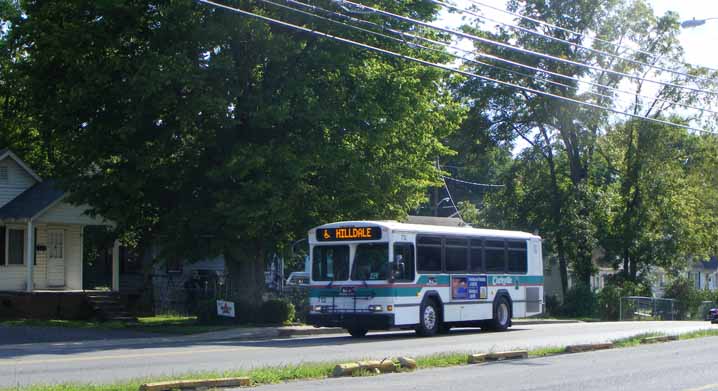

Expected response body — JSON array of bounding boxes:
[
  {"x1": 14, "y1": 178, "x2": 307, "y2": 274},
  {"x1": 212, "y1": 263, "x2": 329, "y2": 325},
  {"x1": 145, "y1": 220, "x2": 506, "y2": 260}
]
[{"x1": 316, "y1": 226, "x2": 382, "y2": 242}]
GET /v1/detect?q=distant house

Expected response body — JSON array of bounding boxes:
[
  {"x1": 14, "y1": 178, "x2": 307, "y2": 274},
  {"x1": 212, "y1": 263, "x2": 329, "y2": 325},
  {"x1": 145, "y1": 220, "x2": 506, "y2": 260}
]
[
  {"x1": 0, "y1": 149, "x2": 117, "y2": 293},
  {"x1": 687, "y1": 257, "x2": 718, "y2": 291}
]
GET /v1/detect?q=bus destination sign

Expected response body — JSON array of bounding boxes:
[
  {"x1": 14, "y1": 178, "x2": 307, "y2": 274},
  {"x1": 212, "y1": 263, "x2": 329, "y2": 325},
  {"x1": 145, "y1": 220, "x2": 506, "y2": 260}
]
[{"x1": 316, "y1": 226, "x2": 382, "y2": 242}]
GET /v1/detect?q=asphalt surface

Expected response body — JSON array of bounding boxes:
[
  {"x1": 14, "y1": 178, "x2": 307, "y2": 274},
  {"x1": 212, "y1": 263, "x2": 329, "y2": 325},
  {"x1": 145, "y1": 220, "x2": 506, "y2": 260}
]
[
  {"x1": 0, "y1": 321, "x2": 716, "y2": 387},
  {"x1": 0, "y1": 325, "x2": 155, "y2": 345},
  {"x1": 251, "y1": 336, "x2": 718, "y2": 391}
]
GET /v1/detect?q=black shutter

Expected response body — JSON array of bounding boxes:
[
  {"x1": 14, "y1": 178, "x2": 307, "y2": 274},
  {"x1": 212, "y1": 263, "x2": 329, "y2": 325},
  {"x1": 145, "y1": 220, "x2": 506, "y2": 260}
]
[
  {"x1": 33, "y1": 228, "x2": 37, "y2": 265},
  {"x1": 0, "y1": 226, "x2": 5, "y2": 265}
]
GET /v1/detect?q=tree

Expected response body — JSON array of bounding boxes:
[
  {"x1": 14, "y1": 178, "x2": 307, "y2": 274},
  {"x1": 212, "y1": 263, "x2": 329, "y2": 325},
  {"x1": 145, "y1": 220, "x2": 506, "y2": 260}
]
[
  {"x1": 452, "y1": 0, "x2": 717, "y2": 295},
  {"x1": 595, "y1": 120, "x2": 718, "y2": 277},
  {"x1": 6, "y1": 0, "x2": 464, "y2": 304}
]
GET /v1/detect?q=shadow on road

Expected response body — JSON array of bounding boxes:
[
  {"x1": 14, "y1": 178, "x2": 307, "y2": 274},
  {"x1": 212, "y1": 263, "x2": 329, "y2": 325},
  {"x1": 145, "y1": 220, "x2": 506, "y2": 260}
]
[{"x1": 0, "y1": 327, "x2": 530, "y2": 360}]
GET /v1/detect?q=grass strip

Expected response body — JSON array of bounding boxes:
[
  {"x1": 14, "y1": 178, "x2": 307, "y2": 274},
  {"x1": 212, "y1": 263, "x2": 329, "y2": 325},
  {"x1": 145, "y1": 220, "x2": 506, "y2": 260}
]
[{"x1": 4, "y1": 328, "x2": 718, "y2": 391}]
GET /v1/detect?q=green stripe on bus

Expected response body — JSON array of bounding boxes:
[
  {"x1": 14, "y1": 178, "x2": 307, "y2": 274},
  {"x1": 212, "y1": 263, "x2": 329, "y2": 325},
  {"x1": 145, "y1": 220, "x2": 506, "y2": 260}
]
[{"x1": 309, "y1": 275, "x2": 544, "y2": 298}]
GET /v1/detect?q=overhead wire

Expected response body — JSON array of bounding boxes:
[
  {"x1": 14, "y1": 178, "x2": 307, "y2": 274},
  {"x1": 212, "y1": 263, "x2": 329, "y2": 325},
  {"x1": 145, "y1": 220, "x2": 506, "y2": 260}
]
[
  {"x1": 195, "y1": 0, "x2": 716, "y2": 134},
  {"x1": 278, "y1": 0, "x2": 718, "y2": 115},
  {"x1": 443, "y1": 176, "x2": 506, "y2": 188},
  {"x1": 430, "y1": 0, "x2": 716, "y2": 84},
  {"x1": 441, "y1": 175, "x2": 463, "y2": 221},
  {"x1": 332, "y1": 0, "x2": 718, "y2": 96},
  {"x1": 463, "y1": 0, "x2": 718, "y2": 73}
]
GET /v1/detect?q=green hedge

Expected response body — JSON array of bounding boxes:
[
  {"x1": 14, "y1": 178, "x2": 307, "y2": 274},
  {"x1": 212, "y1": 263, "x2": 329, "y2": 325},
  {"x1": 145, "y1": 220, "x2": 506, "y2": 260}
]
[{"x1": 195, "y1": 298, "x2": 295, "y2": 325}]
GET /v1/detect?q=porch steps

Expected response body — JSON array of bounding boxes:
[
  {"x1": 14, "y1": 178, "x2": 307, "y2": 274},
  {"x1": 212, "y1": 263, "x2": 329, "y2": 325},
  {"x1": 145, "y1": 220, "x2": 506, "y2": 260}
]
[{"x1": 85, "y1": 292, "x2": 137, "y2": 323}]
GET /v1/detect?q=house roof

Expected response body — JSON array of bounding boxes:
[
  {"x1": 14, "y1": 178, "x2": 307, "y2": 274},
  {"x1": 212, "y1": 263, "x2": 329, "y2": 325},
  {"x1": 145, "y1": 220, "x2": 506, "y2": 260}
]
[
  {"x1": 0, "y1": 148, "x2": 43, "y2": 182},
  {"x1": 699, "y1": 256, "x2": 718, "y2": 271},
  {"x1": 0, "y1": 179, "x2": 65, "y2": 221}
]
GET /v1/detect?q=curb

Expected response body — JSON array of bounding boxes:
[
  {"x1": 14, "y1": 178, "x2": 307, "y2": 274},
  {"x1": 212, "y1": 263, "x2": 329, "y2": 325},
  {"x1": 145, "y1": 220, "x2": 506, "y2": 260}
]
[
  {"x1": 469, "y1": 350, "x2": 528, "y2": 363},
  {"x1": 139, "y1": 377, "x2": 249, "y2": 391},
  {"x1": 640, "y1": 335, "x2": 678, "y2": 344},
  {"x1": 565, "y1": 343, "x2": 614, "y2": 353},
  {"x1": 332, "y1": 357, "x2": 416, "y2": 377},
  {"x1": 278, "y1": 327, "x2": 345, "y2": 337}
]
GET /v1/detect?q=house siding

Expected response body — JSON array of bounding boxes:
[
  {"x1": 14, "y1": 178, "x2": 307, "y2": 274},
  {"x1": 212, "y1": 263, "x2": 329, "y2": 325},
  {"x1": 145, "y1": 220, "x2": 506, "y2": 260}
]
[
  {"x1": 0, "y1": 265, "x2": 26, "y2": 291},
  {"x1": 0, "y1": 157, "x2": 37, "y2": 209},
  {"x1": 36, "y1": 202, "x2": 106, "y2": 225}
]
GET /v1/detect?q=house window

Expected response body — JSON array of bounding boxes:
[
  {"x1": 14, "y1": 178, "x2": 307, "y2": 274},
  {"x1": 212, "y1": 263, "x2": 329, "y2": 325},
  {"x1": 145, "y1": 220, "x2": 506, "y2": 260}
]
[
  {"x1": 7, "y1": 228, "x2": 25, "y2": 265},
  {"x1": 0, "y1": 166, "x2": 7, "y2": 184}
]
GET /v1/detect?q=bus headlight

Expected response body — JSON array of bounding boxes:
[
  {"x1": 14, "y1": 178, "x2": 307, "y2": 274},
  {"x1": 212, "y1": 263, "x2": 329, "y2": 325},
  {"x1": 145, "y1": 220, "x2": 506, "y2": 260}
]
[{"x1": 368, "y1": 305, "x2": 383, "y2": 312}]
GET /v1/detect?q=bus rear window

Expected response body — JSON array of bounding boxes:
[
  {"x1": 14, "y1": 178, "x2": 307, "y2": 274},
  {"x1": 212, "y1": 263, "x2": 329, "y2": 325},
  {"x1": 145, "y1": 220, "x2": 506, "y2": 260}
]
[{"x1": 312, "y1": 245, "x2": 350, "y2": 281}]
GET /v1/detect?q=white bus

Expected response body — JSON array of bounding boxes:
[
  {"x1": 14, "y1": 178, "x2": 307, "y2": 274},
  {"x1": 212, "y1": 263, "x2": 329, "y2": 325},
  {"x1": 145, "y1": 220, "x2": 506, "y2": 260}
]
[{"x1": 306, "y1": 221, "x2": 543, "y2": 337}]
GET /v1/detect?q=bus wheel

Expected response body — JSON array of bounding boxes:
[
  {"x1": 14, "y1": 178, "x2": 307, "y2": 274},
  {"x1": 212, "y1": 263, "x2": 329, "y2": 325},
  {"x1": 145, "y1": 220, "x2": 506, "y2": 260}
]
[
  {"x1": 416, "y1": 300, "x2": 439, "y2": 337},
  {"x1": 490, "y1": 296, "x2": 511, "y2": 331},
  {"x1": 348, "y1": 328, "x2": 368, "y2": 338}
]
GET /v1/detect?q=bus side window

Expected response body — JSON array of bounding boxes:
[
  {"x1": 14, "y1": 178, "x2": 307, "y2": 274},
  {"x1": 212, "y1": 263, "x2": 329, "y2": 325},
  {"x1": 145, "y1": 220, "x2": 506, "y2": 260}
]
[
  {"x1": 470, "y1": 239, "x2": 483, "y2": 272},
  {"x1": 507, "y1": 241, "x2": 527, "y2": 274},
  {"x1": 417, "y1": 236, "x2": 442, "y2": 273},
  {"x1": 393, "y1": 243, "x2": 415, "y2": 282},
  {"x1": 484, "y1": 240, "x2": 506, "y2": 273},
  {"x1": 445, "y1": 237, "x2": 468, "y2": 272}
]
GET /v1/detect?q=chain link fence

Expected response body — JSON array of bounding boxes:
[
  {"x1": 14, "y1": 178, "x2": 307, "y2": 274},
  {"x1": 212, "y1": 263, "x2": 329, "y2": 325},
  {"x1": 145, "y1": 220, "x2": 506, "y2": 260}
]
[{"x1": 620, "y1": 296, "x2": 716, "y2": 321}]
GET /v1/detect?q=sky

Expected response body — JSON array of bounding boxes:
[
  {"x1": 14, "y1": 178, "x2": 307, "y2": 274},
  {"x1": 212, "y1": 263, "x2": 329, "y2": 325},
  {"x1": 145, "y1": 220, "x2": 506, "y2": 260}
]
[{"x1": 439, "y1": 0, "x2": 718, "y2": 69}]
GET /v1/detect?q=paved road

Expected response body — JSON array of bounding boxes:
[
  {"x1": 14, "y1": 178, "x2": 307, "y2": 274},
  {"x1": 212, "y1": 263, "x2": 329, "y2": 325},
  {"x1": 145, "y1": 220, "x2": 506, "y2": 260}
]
[
  {"x1": 0, "y1": 325, "x2": 155, "y2": 345},
  {"x1": 252, "y1": 336, "x2": 718, "y2": 391},
  {"x1": 0, "y1": 321, "x2": 715, "y2": 387}
]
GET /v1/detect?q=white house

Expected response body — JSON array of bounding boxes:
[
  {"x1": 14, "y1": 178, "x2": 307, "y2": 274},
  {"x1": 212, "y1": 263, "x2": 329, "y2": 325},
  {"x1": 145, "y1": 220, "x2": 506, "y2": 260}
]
[{"x1": 0, "y1": 148, "x2": 118, "y2": 292}]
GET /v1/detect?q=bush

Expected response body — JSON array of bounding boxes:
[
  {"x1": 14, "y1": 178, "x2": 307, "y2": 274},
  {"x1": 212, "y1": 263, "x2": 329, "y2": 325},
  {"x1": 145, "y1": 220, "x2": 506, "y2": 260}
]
[
  {"x1": 544, "y1": 295, "x2": 561, "y2": 317},
  {"x1": 259, "y1": 299, "x2": 295, "y2": 325},
  {"x1": 664, "y1": 277, "x2": 703, "y2": 320},
  {"x1": 559, "y1": 283, "x2": 596, "y2": 318},
  {"x1": 596, "y1": 276, "x2": 651, "y2": 321}
]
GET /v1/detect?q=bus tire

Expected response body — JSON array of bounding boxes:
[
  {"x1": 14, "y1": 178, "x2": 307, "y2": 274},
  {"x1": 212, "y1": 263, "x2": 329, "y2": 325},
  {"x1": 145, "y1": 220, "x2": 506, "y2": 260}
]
[
  {"x1": 347, "y1": 328, "x2": 368, "y2": 338},
  {"x1": 416, "y1": 299, "x2": 440, "y2": 337},
  {"x1": 489, "y1": 296, "x2": 511, "y2": 331}
]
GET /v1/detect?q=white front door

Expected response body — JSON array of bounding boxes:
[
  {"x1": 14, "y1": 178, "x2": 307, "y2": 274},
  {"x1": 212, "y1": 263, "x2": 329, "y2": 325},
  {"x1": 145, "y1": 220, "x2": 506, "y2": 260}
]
[{"x1": 47, "y1": 230, "x2": 65, "y2": 287}]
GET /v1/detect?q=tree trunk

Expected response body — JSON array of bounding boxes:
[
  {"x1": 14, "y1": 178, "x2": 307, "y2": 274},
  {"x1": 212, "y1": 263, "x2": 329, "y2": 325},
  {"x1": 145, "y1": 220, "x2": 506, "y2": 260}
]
[
  {"x1": 539, "y1": 125, "x2": 569, "y2": 297},
  {"x1": 224, "y1": 243, "x2": 266, "y2": 310}
]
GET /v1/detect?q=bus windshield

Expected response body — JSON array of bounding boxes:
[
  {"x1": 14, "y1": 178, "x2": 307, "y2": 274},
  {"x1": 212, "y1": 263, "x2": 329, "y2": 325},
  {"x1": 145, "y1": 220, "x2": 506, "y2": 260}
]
[
  {"x1": 351, "y1": 243, "x2": 389, "y2": 281},
  {"x1": 312, "y1": 245, "x2": 350, "y2": 281}
]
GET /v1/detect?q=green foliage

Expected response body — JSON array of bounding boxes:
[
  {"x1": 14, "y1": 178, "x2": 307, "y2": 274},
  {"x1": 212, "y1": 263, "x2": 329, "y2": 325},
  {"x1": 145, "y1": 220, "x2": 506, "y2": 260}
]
[
  {"x1": 3, "y1": 0, "x2": 465, "y2": 301},
  {"x1": 259, "y1": 299, "x2": 295, "y2": 325},
  {"x1": 664, "y1": 277, "x2": 704, "y2": 320},
  {"x1": 450, "y1": 0, "x2": 718, "y2": 296},
  {"x1": 596, "y1": 276, "x2": 651, "y2": 320},
  {"x1": 558, "y1": 283, "x2": 596, "y2": 318},
  {"x1": 195, "y1": 298, "x2": 295, "y2": 325}
]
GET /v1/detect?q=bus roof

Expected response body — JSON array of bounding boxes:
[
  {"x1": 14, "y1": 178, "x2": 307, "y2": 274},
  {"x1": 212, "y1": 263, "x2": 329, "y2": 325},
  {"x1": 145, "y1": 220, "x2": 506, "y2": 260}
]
[{"x1": 310, "y1": 220, "x2": 540, "y2": 240}]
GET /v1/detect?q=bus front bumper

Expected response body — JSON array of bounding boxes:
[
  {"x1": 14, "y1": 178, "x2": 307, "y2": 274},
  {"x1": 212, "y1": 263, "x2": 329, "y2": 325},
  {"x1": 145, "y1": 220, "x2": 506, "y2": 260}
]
[{"x1": 307, "y1": 312, "x2": 395, "y2": 330}]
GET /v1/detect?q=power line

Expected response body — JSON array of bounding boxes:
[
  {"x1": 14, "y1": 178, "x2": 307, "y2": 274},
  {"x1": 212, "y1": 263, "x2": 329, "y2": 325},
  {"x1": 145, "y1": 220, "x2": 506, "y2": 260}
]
[
  {"x1": 279, "y1": 0, "x2": 717, "y2": 115},
  {"x1": 443, "y1": 176, "x2": 506, "y2": 188},
  {"x1": 441, "y1": 175, "x2": 463, "y2": 221},
  {"x1": 463, "y1": 0, "x2": 718, "y2": 73},
  {"x1": 196, "y1": 0, "x2": 714, "y2": 134},
  {"x1": 333, "y1": 0, "x2": 718, "y2": 96},
  {"x1": 431, "y1": 0, "x2": 716, "y2": 84}
]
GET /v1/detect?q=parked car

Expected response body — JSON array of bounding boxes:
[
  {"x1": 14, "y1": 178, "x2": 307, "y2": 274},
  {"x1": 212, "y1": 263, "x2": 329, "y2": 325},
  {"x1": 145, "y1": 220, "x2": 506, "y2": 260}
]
[
  {"x1": 708, "y1": 307, "x2": 718, "y2": 323},
  {"x1": 286, "y1": 271, "x2": 310, "y2": 286}
]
